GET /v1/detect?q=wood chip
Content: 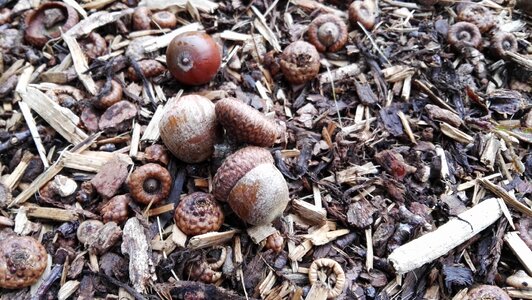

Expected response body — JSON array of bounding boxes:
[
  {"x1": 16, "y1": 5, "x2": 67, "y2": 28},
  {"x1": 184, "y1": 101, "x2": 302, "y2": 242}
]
[
  {"x1": 504, "y1": 232, "x2": 532, "y2": 275},
  {"x1": 62, "y1": 34, "x2": 97, "y2": 95},
  {"x1": 20, "y1": 87, "x2": 88, "y2": 144},
  {"x1": 142, "y1": 23, "x2": 203, "y2": 53},
  {"x1": 292, "y1": 199, "x2": 327, "y2": 226},
  {"x1": 24, "y1": 205, "x2": 79, "y2": 222},
  {"x1": 247, "y1": 224, "x2": 277, "y2": 244},
  {"x1": 121, "y1": 217, "x2": 155, "y2": 293},
  {"x1": 188, "y1": 230, "x2": 239, "y2": 250},
  {"x1": 140, "y1": 0, "x2": 219, "y2": 12},
  {"x1": 479, "y1": 179, "x2": 532, "y2": 217},
  {"x1": 65, "y1": 9, "x2": 135, "y2": 38}
]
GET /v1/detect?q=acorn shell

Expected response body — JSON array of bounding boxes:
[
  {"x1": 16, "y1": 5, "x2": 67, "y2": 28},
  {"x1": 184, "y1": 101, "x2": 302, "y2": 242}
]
[
  {"x1": 227, "y1": 163, "x2": 289, "y2": 225},
  {"x1": 174, "y1": 192, "x2": 224, "y2": 236},
  {"x1": 213, "y1": 146, "x2": 274, "y2": 202},
  {"x1": 215, "y1": 98, "x2": 279, "y2": 147},
  {"x1": 159, "y1": 95, "x2": 219, "y2": 163},
  {"x1": 166, "y1": 31, "x2": 222, "y2": 86}
]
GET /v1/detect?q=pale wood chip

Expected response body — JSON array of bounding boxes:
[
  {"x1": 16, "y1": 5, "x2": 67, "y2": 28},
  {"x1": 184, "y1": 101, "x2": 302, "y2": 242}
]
[
  {"x1": 141, "y1": 23, "x2": 203, "y2": 53},
  {"x1": 188, "y1": 230, "x2": 239, "y2": 249},
  {"x1": 479, "y1": 179, "x2": 532, "y2": 217},
  {"x1": 62, "y1": 151, "x2": 133, "y2": 172},
  {"x1": 440, "y1": 122, "x2": 474, "y2": 144},
  {"x1": 504, "y1": 232, "x2": 532, "y2": 275},
  {"x1": 24, "y1": 205, "x2": 79, "y2": 221},
  {"x1": 82, "y1": 0, "x2": 118, "y2": 10},
  {"x1": 64, "y1": 9, "x2": 135, "y2": 38},
  {"x1": 63, "y1": 0, "x2": 88, "y2": 18},
  {"x1": 62, "y1": 34, "x2": 97, "y2": 95},
  {"x1": 251, "y1": 6, "x2": 281, "y2": 52},
  {"x1": 140, "y1": 0, "x2": 219, "y2": 12},
  {"x1": 220, "y1": 30, "x2": 253, "y2": 42},
  {"x1": 20, "y1": 87, "x2": 88, "y2": 144},
  {"x1": 290, "y1": 0, "x2": 347, "y2": 18}
]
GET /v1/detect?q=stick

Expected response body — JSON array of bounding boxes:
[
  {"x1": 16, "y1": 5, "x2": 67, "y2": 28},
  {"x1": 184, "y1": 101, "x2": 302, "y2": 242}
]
[
  {"x1": 504, "y1": 232, "x2": 532, "y2": 275},
  {"x1": 388, "y1": 198, "x2": 503, "y2": 274}
]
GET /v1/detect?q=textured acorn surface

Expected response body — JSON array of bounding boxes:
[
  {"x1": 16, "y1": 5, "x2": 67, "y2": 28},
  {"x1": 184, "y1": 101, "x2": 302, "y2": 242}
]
[
  {"x1": 215, "y1": 98, "x2": 279, "y2": 147},
  {"x1": 159, "y1": 95, "x2": 218, "y2": 163},
  {"x1": 280, "y1": 41, "x2": 320, "y2": 84},
  {"x1": 0, "y1": 236, "x2": 48, "y2": 289},
  {"x1": 174, "y1": 192, "x2": 224, "y2": 236},
  {"x1": 213, "y1": 146, "x2": 274, "y2": 202},
  {"x1": 128, "y1": 163, "x2": 172, "y2": 205},
  {"x1": 466, "y1": 285, "x2": 511, "y2": 300},
  {"x1": 227, "y1": 163, "x2": 290, "y2": 225},
  {"x1": 101, "y1": 194, "x2": 130, "y2": 224}
]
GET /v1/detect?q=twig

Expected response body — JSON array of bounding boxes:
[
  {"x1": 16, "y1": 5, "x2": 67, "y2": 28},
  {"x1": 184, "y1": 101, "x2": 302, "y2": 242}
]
[
  {"x1": 388, "y1": 198, "x2": 503, "y2": 274},
  {"x1": 32, "y1": 264, "x2": 63, "y2": 300},
  {"x1": 0, "y1": 129, "x2": 34, "y2": 153},
  {"x1": 92, "y1": 272, "x2": 147, "y2": 300},
  {"x1": 128, "y1": 57, "x2": 157, "y2": 110}
]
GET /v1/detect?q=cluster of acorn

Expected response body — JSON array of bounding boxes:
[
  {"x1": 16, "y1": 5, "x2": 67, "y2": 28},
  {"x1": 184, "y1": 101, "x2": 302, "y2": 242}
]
[
  {"x1": 446, "y1": 2, "x2": 518, "y2": 57},
  {"x1": 265, "y1": 0, "x2": 379, "y2": 84},
  {"x1": 142, "y1": 32, "x2": 292, "y2": 235},
  {"x1": 158, "y1": 94, "x2": 291, "y2": 233}
]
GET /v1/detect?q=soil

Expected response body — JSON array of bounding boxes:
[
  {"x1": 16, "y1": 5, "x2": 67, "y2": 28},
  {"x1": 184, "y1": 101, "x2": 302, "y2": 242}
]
[{"x1": 0, "y1": 0, "x2": 531, "y2": 299}]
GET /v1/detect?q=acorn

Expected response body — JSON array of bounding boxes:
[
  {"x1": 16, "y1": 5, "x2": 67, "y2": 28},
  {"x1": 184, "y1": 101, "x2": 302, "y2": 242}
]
[
  {"x1": 215, "y1": 97, "x2": 279, "y2": 147},
  {"x1": 447, "y1": 22, "x2": 482, "y2": 50},
  {"x1": 307, "y1": 14, "x2": 348, "y2": 52},
  {"x1": 77, "y1": 220, "x2": 104, "y2": 245},
  {"x1": 349, "y1": 0, "x2": 378, "y2": 30},
  {"x1": 213, "y1": 146, "x2": 289, "y2": 225},
  {"x1": 466, "y1": 285, "x2": 510, "y2": 300},
  {"x1": 166, "y1": 31, "x2": 221, "y2": 85},
  {"x1": 152, "y1": 11, "x2": 177, "y2": 29},
  {"x1": 456, "y1": 3, "x2": 495, "y2": 33},
  {"x1": 159, "y1": 94, "x2": 219, "y2": 163}
]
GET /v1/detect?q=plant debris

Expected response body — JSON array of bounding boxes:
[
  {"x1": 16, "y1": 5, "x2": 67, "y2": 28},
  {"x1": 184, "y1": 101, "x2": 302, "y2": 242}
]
[{"x1": 0, "y1": 0, "x2": 531, "y2": 299}]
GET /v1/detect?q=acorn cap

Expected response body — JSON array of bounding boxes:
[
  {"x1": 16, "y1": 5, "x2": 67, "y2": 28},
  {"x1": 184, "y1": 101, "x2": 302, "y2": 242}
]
[
  {"x1": 174, "y1": 192, "x2": 224, "y2": 236},
  {"x1": 280, "y1": 41, "x2": 321, "y2": 84},
  {"x1": 215, "y1": 98, "x2": 279, "y2": 147},
  {"x1": 0, "y1": 236, "x2": 48, "y2": 289},
  {"x1": 213, "y1": 146, "x2": 274, "y2": 202}
]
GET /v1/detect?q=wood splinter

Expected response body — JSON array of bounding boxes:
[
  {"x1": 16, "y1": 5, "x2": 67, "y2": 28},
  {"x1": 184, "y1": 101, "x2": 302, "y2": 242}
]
[{"x1": 388, "y1": 198, "x2": 503, "y2": 274}]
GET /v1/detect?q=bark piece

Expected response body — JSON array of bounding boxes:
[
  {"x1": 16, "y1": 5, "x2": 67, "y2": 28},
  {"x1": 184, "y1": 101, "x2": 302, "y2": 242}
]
[
  {"x1": 81, "y1": 106, "x2": 100, "y2": 133},
  {"x1": 90, "y1": 158, "x2": 129, "y2": 199},
  {"x1": 347, "y1": 198, "x2": 377, "y2": 229},
  {"x1": 425, "y1": 104, "x2": 462, "y2": 127},
  {"x1": 98, "y1": 101, "x2": 138, "y2": 132},
  {"x1": 121, "y1": 217, "x2": 155, "y2": 293},
  {"x1": 374, "y1": 150, "x2": 417, "y2": 181},
  {"x1": 88, "y1": 222, "x2": 122, "y2": 255}
]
